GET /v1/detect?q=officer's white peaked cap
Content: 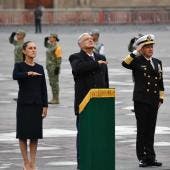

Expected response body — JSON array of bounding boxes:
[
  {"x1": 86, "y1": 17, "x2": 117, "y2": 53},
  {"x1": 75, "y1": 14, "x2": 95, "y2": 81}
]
[{"x1": 134, "y1": 34, "x2": 155, "y2": 48}]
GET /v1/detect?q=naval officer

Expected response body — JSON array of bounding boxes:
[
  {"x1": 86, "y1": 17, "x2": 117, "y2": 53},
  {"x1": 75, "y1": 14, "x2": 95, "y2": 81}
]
[{"x1": 122, "y1": 34, "x2": 164, "y2": 167}]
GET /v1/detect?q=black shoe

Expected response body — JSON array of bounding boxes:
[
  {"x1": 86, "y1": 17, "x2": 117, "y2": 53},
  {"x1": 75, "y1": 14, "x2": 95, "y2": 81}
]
[
  {"x1": 139, "y1": 160, "x2": 149, "y2": 167},
  {"x1": 149, "y1": 160, "x2": 162, "y2": 166}
]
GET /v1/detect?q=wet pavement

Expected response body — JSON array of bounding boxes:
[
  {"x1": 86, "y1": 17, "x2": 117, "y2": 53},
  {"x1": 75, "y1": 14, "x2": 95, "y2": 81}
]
[{"x1": 0, "y1": 24, "x2": 170, "y2": 170}]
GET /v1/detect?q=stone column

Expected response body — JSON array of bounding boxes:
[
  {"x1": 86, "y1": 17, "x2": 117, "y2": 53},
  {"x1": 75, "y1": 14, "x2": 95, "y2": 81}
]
[
  {"x1": 53, "y1": 0, "x2": 76, "y2": 8},
  {"x1": 1, "y1": 0, "x2": 14, "y2": 8},
  {"x1": 0, "y1": 0, "x2": 24, "y2": 9},
  {"x1": 15, "y1": 0, "x2": 24, "y2": 9},
  {"x1": 85, "y1": 0, "x2": 91, "y2": 6},
  {"x1": 0, "y1": 0, "x2": 4, "y2": 8},
  {"x1": 53, "y1": 0, "x2": 59, "y2": 8},
  {"x1": 79, "y1": 0, "x2": 91, "y2": 7}
]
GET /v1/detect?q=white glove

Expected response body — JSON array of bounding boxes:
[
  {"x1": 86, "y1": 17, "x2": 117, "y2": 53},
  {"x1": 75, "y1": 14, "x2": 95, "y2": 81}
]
[{"x1": 132, "y1": 50, "x2": 140, "y2": 56}]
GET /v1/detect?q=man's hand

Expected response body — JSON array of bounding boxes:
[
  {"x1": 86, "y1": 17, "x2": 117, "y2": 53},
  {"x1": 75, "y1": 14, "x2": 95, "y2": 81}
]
[
  {"x1": 132, "y1": 43, "x2": 145, "y2": 56},
  {"x1": 136, "y1": 43, "x2": 145, "y2": 52},
  {"x1": 42, "y1": 107, "x2": 48, "y2": 118},
  {"x1": 98, "y1": 60, "x2": 108, "y2": 65}
]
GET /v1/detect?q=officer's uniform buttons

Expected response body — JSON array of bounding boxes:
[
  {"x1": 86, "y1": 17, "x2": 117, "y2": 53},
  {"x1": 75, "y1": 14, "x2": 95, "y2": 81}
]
[
  {"x1": 155, "y1": 77, "x2": 158, "y2": 79},
  {"x1": 148, "y1": 82, "x2": 150, "y2": 85},
  {"x1": 148, "y1": 75, "x2": 150, "y2": 78},
  {"x1": 147, "y1": 89, "x2": 150, "y2": 92},
  {"x1": 154, "y1": 91, "x2": 157, "y2": 93},
  {"x1": 144, "y1": 68, "x2": 147, "y2": 70},
  {"x1": 144, "y1": 73, "x2": 146, "y2": 76},
  {"x1": 155, "y1": 84, "x2": 157, "y2": 86}
]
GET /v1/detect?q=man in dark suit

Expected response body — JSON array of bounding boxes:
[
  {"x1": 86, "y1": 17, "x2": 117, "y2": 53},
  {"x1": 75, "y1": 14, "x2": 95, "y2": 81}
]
[
  {"x1": 69, "y1": 32, "x2": 109, "y2": 170},
  {"x1": 122, "y1": 34, "x2": 164, "y2": 167}
]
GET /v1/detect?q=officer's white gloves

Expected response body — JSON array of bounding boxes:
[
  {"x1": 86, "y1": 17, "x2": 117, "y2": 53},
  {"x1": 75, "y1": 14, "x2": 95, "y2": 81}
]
[
  {"x1": 132, "y1": 42, "x2": 145, "y2": 57},
  {"x1": 132, "y1": 50, "x2": 140, "y2": 56}
]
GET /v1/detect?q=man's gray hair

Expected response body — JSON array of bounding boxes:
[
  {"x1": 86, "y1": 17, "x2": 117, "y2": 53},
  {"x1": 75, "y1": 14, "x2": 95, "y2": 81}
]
[{"x1": 78, "y1": 32, "x2": 90, "y2": 44}]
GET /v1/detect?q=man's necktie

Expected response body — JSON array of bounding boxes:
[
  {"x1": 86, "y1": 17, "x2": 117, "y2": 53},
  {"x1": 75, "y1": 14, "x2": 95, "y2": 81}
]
[
  {"x1": 90, "y1": 55, "x2": 95, "y2": 61},
  {"x1": 148, "y1": 60, "x2": 154, "y2": 70}
]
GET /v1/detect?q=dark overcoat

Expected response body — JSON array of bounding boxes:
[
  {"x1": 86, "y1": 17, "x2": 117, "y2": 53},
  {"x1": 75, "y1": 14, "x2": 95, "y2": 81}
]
[{"x1": 69, "y1": 50, "x2": 109, "y2": 115}]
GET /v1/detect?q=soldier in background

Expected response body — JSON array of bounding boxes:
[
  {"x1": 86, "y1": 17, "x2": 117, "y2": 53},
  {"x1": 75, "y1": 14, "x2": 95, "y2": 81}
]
[
  {"x1": 9, "y1": 29, "x2": 26, "y2": 63},
  {"x1": 90, "y1": 29, "x2": 105, "y2": 56},
  {"x1": 34, "y1": 5, "x2": 43, "y2": 33},
  {"x1": 44, "y1": 33, "x2": 63, "y2": 104},
  {"x1": 122, "y1": 34, "x2": 164, "y2": 167}
]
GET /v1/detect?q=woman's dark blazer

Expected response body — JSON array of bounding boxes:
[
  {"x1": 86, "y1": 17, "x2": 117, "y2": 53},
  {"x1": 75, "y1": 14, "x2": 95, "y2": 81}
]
[{"x1": 13, "y1": 62, "x2": 48, "y2": 107}]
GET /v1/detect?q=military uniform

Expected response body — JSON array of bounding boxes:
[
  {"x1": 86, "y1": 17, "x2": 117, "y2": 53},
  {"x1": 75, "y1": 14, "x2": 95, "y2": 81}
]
[
  {"x1": 44, "y1": 34, "x2": 62, "y2": 104},
  {"x1": 93, "y1": 42, "x2": 104, "y2": 55},
  {"x1": 122, "y1": 34, "x2": 164, "y2": 166},
  {"x1": 9, "y1": 31, "x2": 25, "y2": 63},
  {"x1": 90, "y1": 29, "x2": 105, "y2": 55}
]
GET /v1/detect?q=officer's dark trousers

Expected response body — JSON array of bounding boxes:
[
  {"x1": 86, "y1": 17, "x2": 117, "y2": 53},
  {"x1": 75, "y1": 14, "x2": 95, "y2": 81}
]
[{"x1": 134, "y1": 101, "x2": 158, "y2": 162}]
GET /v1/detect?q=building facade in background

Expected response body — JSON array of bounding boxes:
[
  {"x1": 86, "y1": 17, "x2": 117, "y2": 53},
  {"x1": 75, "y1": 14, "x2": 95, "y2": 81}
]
[
  {"x1": 1, "y1": 0, "x2": 170, "y2": 9},
  {"x1": 0, "y1": 0, "x2": 170, "y2": 25}
]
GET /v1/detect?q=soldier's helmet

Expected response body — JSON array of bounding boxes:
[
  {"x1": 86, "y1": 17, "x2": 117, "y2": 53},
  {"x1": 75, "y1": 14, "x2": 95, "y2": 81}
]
[
  {"x1": 50, "y1": 33, "x2": 60, "y2": 42},
  {"x1": 16, "y1": 29, "x2": 26, "y2": 37},
  {"x1": 90, "y1": 29, "x2": 100, "y2": 36}
]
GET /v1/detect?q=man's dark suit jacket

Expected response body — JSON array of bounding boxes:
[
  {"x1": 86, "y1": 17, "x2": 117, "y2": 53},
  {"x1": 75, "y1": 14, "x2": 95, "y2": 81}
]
[
  {"x1": 13, "y1": 62, "x2": 48, "y2": 107},
  {"x1": 69, "y1": 50, "x2": 109, "y2": 115},
  {"x1": 122, "y1": 53, "x2": 164, "y2": 106}
]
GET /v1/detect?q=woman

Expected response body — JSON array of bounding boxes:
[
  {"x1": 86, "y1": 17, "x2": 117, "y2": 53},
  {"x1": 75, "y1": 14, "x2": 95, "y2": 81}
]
[{"x1": 13, "y1": 41, "x2": 48, "y2": 170}]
